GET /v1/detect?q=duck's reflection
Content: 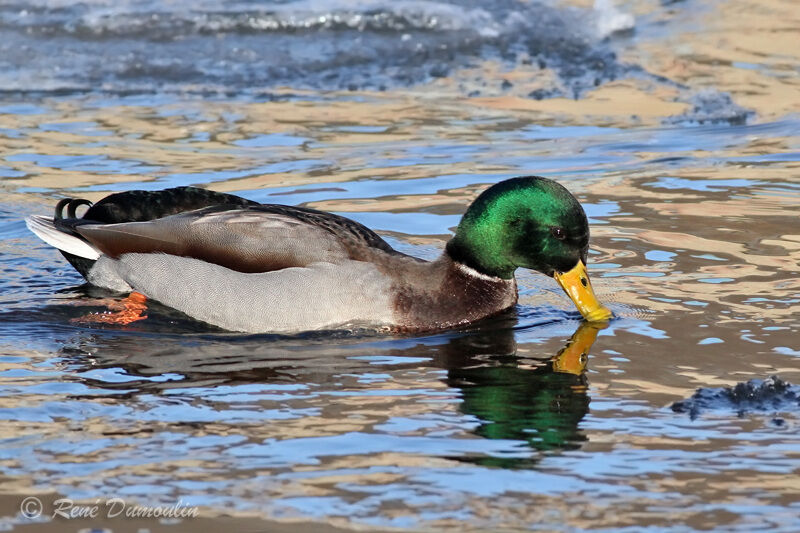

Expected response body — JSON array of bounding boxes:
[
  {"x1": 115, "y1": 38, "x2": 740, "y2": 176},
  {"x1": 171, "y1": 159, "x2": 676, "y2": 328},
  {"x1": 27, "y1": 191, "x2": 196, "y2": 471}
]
[
  {"x1": 57, "y1": 314, "x2": 602, "y2": 462},
  {"x1": 445, "y1": 323, "x2": 599, "y2": 466}
]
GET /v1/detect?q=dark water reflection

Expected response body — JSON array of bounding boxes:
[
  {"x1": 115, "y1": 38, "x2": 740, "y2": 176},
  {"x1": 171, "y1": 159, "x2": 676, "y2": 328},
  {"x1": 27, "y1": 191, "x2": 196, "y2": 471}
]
[
  {"x1": 0, "y1": 303, "x2": 608, "y2": 520},
  {"x1": 54, "y1": 307, "x2": 599, "y2": 468},
  {"x1": 447, "y1": 323, "x2": 595, "y2": 463}
]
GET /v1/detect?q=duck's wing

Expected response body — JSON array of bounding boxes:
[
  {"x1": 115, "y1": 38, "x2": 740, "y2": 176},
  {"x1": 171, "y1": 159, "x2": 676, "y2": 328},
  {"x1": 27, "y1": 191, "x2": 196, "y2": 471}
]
[
  {"x1": 70, "y1": 204, "x2": 404, "y2": 274},
  {"x1": 44, "y1": 186, "x2": 259, "y2": 277}
]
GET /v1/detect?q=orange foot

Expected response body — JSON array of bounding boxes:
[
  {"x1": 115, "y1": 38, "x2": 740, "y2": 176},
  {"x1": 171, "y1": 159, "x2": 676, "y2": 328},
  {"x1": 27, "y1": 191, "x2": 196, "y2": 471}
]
[{"x1": 72, "y1": 292, "x2": 148, "y2": 326}]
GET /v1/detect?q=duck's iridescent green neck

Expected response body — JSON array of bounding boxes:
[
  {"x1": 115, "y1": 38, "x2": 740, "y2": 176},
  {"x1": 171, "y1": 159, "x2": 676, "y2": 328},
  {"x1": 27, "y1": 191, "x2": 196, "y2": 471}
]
[{"x1": 446, "y1": 177, "x2": 588, "y2": 279}]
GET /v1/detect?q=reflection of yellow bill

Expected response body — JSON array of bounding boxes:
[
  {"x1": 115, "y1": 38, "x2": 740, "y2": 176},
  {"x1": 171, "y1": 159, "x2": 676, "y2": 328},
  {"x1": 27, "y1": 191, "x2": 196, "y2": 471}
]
[
  {"x1": 552, "y1": 322, "x2": 602, "y2": 375},
  {"x1": 554, "y1": 260, "x2": 613, "y2": 322}
]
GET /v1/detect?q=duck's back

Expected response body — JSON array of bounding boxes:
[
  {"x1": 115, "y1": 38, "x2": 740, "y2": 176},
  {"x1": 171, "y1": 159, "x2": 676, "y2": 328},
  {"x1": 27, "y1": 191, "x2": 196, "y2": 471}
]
[
  {"x1": 56, "y1": 187, "x2": 259, "y2": 276},
  {"x1": 80, "y1": 186, "x2": 260, "y2": 224},
  {"x1": 54, "y1": 186, "x2": 406, "y2": 277}
]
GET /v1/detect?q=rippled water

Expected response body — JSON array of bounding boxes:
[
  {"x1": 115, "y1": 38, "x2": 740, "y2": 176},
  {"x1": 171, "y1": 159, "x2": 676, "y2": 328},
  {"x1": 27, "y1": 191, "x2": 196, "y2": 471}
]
[{"x1": 1, "y1": 0, "x2": 799, "y2": 531}]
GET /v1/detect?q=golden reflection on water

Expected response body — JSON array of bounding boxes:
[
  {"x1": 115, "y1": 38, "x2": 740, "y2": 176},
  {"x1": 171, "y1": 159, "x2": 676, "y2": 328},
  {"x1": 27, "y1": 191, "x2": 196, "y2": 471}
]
[{"x1": 636, "y1": 0, "x2": 800, "y2": 120}]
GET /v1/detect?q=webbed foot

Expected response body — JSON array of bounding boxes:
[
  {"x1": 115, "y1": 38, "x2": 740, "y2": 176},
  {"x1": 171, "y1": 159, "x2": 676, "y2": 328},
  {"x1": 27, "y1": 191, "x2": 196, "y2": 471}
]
[{"x1": 72, "y1": 292, "x2": 148, "y2": 325}]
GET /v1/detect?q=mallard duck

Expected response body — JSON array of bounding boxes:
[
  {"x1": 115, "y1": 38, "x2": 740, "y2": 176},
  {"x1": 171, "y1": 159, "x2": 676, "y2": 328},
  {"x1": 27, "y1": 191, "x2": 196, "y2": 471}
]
[{"x1": 26, "y1": 176, "x2": 612, "y2": 333}]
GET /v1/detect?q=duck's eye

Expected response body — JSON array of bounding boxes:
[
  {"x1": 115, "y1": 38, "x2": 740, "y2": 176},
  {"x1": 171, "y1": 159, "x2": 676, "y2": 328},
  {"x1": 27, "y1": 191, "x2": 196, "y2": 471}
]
[{"x1": 551, "y1": 226, "x2": 567, "y2": 240}]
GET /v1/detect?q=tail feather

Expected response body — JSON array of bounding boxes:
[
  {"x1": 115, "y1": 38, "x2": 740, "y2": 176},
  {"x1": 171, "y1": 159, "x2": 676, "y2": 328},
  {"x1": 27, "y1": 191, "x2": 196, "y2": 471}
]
[{"x1": 26, "y1": 215, "x2": 100, "y2": 260}]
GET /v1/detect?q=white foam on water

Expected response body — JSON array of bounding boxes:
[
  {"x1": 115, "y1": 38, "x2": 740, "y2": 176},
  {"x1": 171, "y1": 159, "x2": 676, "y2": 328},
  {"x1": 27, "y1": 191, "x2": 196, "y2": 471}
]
[{"x1": 593, "y1": 0, "x2": 635, "y2": 38}]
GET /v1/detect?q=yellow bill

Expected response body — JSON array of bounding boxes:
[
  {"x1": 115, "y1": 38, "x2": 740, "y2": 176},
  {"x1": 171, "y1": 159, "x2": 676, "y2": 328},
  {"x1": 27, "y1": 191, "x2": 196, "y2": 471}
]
[{"x1": 553, "y1": 260, "x2": 613, "y2": 322}]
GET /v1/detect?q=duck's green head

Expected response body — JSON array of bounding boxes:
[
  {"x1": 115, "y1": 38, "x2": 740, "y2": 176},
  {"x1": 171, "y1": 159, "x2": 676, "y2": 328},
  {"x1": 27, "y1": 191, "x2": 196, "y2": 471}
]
[{"x1": 447, "y1": 176, "x2": 612, "y2": 322}]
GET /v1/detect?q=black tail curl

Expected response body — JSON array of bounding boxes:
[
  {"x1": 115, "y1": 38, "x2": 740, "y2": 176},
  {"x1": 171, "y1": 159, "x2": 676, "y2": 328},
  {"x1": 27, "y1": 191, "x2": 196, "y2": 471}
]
[
  {"x1": 51, "y1": 197, "x2": 98, "y2": 278},
  {"x1": 54, "y1": 198, "x2": 93, "y2": 220}
]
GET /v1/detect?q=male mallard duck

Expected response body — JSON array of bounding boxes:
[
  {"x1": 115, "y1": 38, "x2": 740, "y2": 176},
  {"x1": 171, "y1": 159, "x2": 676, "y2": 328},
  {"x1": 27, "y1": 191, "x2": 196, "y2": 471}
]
[{"x1": 26, "y1": 176, "x2": 612, "y2": 333}]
